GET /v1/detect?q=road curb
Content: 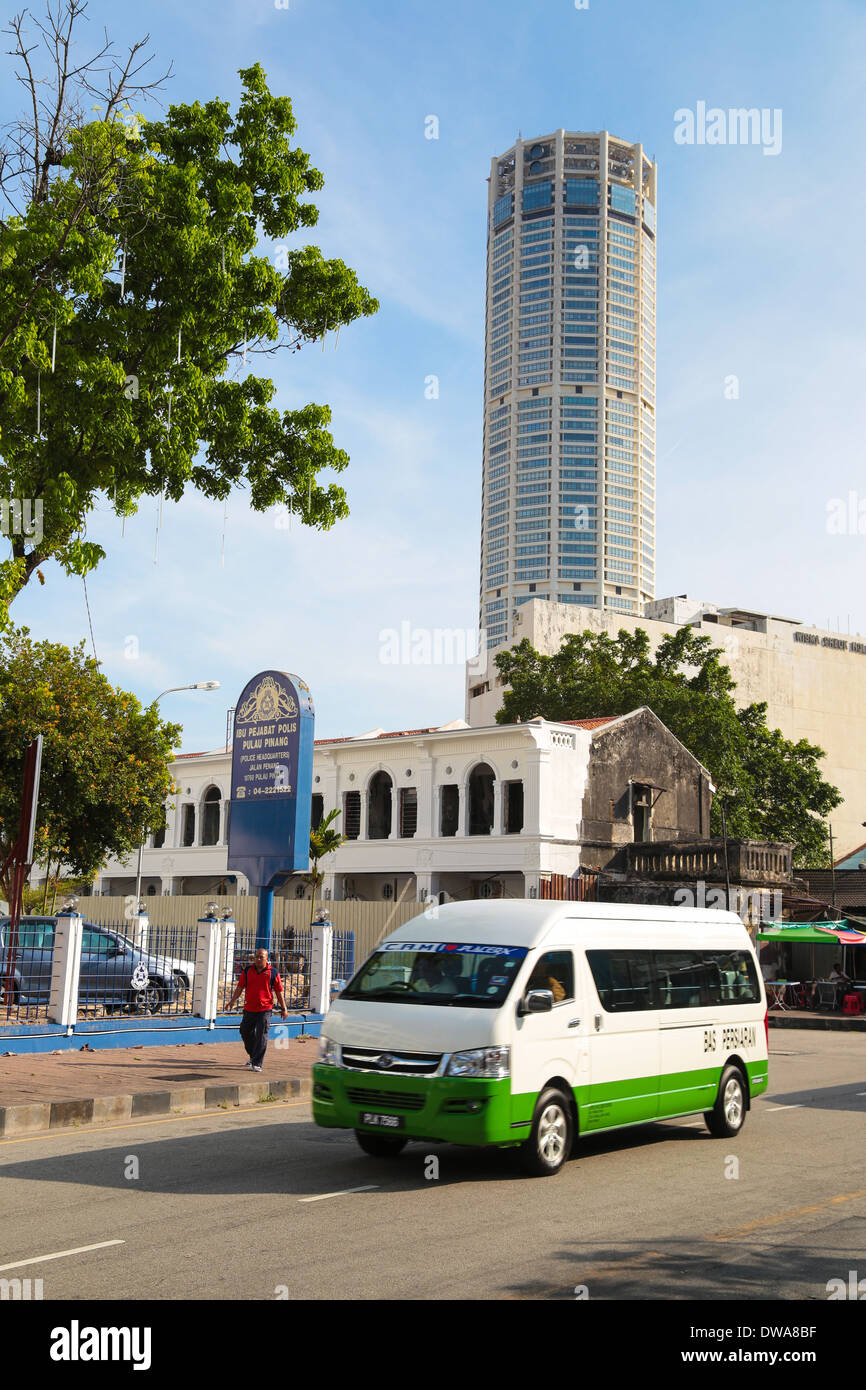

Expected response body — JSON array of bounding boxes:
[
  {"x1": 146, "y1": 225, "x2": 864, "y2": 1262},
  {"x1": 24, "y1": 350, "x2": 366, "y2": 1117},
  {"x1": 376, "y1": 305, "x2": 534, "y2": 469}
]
[
  {"x1": 0, "y1": 1074, "x2": 313, "y2": 1138},
  {"x1": 769, "y1": 1014, "x2": 866, "y2": 1032}
]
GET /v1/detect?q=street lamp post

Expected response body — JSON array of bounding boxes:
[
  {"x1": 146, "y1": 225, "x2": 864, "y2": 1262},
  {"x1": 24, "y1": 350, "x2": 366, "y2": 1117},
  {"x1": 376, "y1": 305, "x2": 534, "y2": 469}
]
[
  {"x1": 721, "y1": 801, "x2": 731, "y2": 911},
  {"x1": 133, "y1": 682, "x2": 220, "y2": 904}
]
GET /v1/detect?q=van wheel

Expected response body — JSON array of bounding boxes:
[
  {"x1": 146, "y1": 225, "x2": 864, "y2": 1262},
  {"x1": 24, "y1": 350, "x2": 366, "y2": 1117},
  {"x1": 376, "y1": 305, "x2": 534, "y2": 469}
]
[
  {"x1": 519, "y1": 1088, "x2": 573, "y2": 1176},
  {"x1": 354, "y1": 1130, "x2": 408, "y2": 1158},
  {"x1": 705, "y1": 1064, "x2": 747, "y2": 1138}
]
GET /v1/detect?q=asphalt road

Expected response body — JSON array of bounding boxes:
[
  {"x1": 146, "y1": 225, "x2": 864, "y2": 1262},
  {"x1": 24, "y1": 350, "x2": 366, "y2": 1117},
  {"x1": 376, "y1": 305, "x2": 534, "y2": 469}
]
[{"x1": 1, "y1": 1032, "x2": 864, "y2": 1301}]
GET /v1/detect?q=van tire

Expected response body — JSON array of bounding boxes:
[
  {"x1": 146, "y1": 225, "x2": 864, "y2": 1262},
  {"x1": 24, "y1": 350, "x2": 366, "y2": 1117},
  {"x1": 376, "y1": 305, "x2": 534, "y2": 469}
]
[
  {"x1": 354, "y1": 1130, "x2": 408, "y2": 1158},
  {"x1": 705, "y1": 1064, "x2": 747, "y2": 1138},
  {"x1": 519, "y1": 1087, "x2": 573, "y2": 1176}
]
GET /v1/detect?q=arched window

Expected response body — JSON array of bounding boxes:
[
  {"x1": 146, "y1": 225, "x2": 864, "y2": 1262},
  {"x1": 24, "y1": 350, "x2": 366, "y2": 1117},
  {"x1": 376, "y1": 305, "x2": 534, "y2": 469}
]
[
  {"x1": 367, "y1": 772, "x2": 393, "y2": 840},
  {"x1": 468, "y1": 763, "x2": 496, "y2": 836},
  {"x1": 181, "y1": 804, "x2": 195, "y2": 847},
  {"x1": 202, "y1": 787, "x2": 221, "y2": 846}
]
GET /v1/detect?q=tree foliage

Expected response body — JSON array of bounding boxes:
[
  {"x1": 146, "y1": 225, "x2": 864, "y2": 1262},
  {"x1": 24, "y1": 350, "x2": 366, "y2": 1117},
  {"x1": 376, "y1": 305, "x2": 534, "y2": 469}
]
[
  {"x1": 305, "y1": 807, "x2": 344, "y2": 927},
  {"x1": 0, "y1": 5, "x2": 378, "y2": 625},
  {"x1": 494, "y1": 628, "x2": 841, "y2": 866},
  {"x1": 0, "y1": 625, "x2": 181, "y2": 899}
]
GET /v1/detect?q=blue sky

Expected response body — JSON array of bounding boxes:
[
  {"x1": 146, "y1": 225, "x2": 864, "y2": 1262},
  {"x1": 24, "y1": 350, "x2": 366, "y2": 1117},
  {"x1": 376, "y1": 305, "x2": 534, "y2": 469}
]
[{"x1": 6, "y1": 0, "x2": 866, "y2": 751}]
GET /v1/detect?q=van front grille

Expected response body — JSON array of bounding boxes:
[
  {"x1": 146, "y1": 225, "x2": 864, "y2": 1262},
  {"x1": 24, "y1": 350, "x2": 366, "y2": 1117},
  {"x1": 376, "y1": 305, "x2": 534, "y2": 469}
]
[
  {"x1": 341, "y1": 1046, "x2": 442, "y2": 1076},
  {"x1": 345, "y1": 1088, "x2": 425, "y2": 1112}
]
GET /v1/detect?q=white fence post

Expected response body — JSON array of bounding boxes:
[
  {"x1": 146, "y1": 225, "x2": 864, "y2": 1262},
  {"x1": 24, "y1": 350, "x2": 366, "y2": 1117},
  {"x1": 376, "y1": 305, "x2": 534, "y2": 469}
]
[
  {"x1": 192, "y1": 911, "x2": 222, "y2": 1021},
  {"x1": 129, "y1": 910, "x2": 149, "y2": 952},
  {"x1": 48, "y1": 909, "x2": 83, "y2": 1028},
  {"x1": 310, "y1": 917, "x2": 334, "y2": 1015},
  {"x1": 219, "y1": 912, "x2": 236, "y2": 985}
]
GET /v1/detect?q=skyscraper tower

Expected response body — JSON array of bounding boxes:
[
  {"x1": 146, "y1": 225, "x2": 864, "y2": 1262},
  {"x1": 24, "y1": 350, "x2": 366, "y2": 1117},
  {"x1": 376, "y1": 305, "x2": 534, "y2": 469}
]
[{"x1": 481, "y1": 130, "x2": 657, "y2": 648}]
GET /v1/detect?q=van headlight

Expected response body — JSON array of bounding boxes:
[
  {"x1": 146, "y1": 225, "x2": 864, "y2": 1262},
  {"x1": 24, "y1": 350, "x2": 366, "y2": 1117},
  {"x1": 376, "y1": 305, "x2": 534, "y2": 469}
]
[
  {"x1": 318, "y1": 1037, "x2": 340, "y2": 1065},
  {"x1": 446, "y1": 1046, "x2": 510, "y2": 1079}
]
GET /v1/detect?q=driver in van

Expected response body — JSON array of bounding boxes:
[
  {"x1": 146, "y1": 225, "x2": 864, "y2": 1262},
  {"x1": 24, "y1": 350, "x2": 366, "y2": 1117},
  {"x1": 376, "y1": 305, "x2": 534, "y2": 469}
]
[
  {"x1": 527, "y1": 959, "x2": 566, "y2": 1003},
  {"x1": 413, "y1": 953, "x2": 461, "y2": 994}
]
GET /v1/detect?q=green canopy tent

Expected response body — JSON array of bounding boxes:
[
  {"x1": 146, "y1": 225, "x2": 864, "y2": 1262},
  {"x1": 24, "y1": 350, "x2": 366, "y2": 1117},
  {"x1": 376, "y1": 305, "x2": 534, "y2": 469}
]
[{"x1": 758, "y1": 921, "x2": 866, "y2": 982}]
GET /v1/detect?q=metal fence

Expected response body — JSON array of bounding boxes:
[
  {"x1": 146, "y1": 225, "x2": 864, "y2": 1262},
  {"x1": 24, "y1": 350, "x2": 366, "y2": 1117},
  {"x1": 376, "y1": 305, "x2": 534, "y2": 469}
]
[
  {"x1": 219, "y1": 925, "x2": 313, "y2": 1014},
  {"x1": 1, "y1": 911, "x2": 355, "y2": 1025},
  {"x1": 79, "y1": 896, "x2": 427, "y2": 966},
  {"x1": 1, "y1": 916, "x2": 54, "y2": 1023}
]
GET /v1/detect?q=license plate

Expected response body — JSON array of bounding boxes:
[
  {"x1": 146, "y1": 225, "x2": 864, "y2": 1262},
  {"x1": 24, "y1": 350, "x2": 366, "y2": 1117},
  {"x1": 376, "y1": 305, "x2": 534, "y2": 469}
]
[{"x1": 360, "y1": 1111, "x2": 403, "y2": 1129}]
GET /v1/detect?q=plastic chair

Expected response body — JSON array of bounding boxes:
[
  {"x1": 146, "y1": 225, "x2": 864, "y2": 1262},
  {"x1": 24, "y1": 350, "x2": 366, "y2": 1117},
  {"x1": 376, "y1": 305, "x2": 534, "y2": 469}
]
[
  {"x1": 842, "y1": 993, "x2": 863, "y2": 1016},
  {"x1": 815, "y1": 982, "x2": 837, "y2": 1011}
]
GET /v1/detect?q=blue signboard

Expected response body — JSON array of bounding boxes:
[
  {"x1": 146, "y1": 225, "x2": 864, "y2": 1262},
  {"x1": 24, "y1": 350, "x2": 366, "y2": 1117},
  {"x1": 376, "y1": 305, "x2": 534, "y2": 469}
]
[{"x1": 227, "y1": 670, "x2": 315, "y2": 893}]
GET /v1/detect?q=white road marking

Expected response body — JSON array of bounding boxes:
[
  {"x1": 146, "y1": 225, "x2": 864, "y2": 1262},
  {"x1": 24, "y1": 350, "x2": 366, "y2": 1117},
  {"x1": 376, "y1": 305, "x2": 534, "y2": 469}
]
[
  {"x1": 765, "y1": 1104, "x2": 804, "y2": 1112},
  {"x1": 298, "y1": 1185, "x2": 379, "y2": 1203},
  {"x1": 0, "y1": 1239, "x2": 125, "y2": 1273}
]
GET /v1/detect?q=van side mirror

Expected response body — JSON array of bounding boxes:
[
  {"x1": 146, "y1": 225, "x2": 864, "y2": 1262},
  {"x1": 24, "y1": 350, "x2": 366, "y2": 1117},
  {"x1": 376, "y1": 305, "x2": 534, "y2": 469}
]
[{"x1": 519, "y1": 989, "x2": 554, "y2": 1017}]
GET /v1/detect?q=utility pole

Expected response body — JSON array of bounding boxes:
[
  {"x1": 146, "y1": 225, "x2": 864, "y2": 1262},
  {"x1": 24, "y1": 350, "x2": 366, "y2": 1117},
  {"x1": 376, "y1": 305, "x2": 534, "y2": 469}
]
[{"x1": 829, "y1": 823, "x2": 837, "y2": 913}]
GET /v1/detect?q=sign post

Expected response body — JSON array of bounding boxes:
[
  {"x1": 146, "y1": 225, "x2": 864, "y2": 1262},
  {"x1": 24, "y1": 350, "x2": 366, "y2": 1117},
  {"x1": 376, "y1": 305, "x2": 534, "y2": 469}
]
[{"x1": 226, "y1": 671, "x2": 315, "y2": 953}]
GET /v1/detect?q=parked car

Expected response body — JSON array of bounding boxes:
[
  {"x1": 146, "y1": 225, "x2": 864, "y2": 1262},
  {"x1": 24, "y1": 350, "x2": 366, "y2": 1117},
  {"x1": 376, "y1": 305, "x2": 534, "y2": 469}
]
[{"x1": 0, "y1": 917, "x2": 195, "y2": 1014}]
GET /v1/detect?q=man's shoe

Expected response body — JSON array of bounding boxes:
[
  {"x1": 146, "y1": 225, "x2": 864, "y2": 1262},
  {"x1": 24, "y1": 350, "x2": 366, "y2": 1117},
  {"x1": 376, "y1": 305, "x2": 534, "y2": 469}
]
[
  {"x1": 251, "y1": 1065, "x2": 262, "y2": 1072},
  {"x1": 243, "y1": 1061, "x2": 253, "y2": 1069}
]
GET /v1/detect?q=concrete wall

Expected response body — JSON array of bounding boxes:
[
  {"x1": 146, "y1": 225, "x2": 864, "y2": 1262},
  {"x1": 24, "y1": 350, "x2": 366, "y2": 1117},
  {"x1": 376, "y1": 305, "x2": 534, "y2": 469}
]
[
  {"x1": 579, "y1": 710, "x2": 711, "y2": 869},
  {"x1": 468, "y1": 598, "x2": 866, "y2": 857}
]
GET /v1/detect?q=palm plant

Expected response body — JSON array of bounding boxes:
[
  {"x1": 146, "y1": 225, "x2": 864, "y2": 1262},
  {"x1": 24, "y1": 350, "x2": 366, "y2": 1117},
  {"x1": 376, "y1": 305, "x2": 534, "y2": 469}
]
[{"x1": 306, "y1": 808, "x2": 345, "y2": 925}]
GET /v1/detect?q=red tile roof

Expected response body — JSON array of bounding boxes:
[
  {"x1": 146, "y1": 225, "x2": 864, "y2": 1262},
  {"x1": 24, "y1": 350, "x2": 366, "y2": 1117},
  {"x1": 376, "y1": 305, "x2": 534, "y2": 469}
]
[{"x1": 560, "y1": 716, "x2": 620, "y2": 730}]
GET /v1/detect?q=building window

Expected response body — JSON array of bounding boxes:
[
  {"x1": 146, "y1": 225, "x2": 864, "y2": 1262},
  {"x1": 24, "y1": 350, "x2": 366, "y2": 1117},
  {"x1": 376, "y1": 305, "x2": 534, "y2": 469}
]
[
  {"x1": 522, "y1": 180, "x2": 552, "y2": 211},
  {"x1": 440, "y1": 785, "x2": 459, "y2": 837},
  {"x1": 493, "y1": 193, "x2": 513, "y2": 227},
  {"x1": 181, "y1": 804, "x2": 195, "y2": 847},
  {"x1": 468, "y1": 763, "x2": 496, "y2": 836},
  {"x1": 343, "y1": 791, "x2": 361, "y2": 840},
  {"x1": 565, "y1": 178, "x2": 599, "y2": 206},
  {"x1": 202, "y1": 787, "x2": 221, "y2": 846},
  {"x1": 368, "y1": 771, "x2": 393, "y2": 839},
  {"x1": 504, "y1": 781, "x2": 524, "y2": 834},
  {"x1": 399, "y1": 788, "x2": 417, "y2": 838},
  {"x1": 632, "y1": 783, "x2": 653, "y2": 842},
  {"x1": 152, "y1": 822, "x2": 166, "y2": 849},
  {"x1": 311, "y1": 793, "x2": 324, "y2": 829}
]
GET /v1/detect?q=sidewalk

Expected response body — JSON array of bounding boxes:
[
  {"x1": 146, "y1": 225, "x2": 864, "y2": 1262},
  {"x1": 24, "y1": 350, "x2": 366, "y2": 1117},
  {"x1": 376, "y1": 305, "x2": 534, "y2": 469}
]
[{"x1": 0, "y1": 1036, "x2": 317, "y2": 1138}]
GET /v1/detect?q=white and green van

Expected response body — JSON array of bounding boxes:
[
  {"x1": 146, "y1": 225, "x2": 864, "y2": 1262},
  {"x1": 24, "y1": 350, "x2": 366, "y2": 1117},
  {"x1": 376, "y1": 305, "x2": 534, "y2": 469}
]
[{"x1": 312, "y1": 901, "x2": 769, "y2": 1176}]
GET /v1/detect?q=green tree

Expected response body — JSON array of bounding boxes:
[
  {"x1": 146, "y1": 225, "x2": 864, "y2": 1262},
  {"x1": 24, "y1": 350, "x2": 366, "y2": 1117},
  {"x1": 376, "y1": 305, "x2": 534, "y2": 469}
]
[
  {"x1": 0, "y1": 625, "x2": 180, "y2": 901},
  {"x1": 494, "y1": 628, "x2": 841, "y2": 866},
  {"x1": 0, "y1": 7, "x2": 378, "y2": 626},
  {"x1": 305, "y1": 808, "x2": 344, "y2": 926}
]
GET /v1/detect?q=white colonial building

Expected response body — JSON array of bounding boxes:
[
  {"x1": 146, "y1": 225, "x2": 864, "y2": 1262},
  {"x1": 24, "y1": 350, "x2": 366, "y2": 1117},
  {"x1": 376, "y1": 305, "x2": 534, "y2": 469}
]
[{"x1": 96, "y1": 708, "x2": 711, "y2": 904}]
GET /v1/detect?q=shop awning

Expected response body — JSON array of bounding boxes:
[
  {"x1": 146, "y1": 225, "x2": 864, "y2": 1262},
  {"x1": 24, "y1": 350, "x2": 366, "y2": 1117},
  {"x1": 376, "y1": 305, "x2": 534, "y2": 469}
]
[{"x1": 758, "y1": 921, "x2": 866, "y2": 945}]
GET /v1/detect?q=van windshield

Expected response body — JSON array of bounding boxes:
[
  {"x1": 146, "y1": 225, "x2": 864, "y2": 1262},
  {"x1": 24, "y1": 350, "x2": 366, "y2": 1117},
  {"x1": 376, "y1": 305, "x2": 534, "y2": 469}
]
[{"x1": 340, "y1": 942, "x2": 528, "y2": 1008}]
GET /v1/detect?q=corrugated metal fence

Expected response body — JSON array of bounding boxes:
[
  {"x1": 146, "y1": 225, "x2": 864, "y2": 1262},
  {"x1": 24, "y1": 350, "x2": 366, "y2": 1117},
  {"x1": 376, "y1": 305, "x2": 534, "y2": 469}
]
[{"x1": 79, "y1": 897, "x2": 429, "y2": 972}]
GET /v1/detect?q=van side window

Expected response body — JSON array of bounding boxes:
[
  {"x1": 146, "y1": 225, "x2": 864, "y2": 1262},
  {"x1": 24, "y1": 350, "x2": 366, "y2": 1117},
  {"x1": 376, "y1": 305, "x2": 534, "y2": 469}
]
[
  {"x1": 703, "y1": 951, "x2": 761, "y2": 1005},
  {"x1": 527, "y1": 951, "x2": 574, "y2": 1004},
  {"x1": 586, "y1": 950, "x2": 656, "y2": 1011},
  {"x1": 653, "y1": 951, "x2": 706, "y2": 1009}
]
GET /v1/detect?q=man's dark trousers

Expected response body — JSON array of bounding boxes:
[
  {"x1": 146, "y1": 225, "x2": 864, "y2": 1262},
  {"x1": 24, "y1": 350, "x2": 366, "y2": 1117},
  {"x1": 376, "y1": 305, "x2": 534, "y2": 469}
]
[{"x1": 240, "y1": 1010, "x2": 271, "y2": 1067}]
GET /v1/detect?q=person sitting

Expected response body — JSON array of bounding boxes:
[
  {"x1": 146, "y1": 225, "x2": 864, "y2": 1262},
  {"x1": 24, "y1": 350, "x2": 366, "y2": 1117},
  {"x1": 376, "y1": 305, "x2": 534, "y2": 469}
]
[
  {"x1": 829, "y1": 961, "x2": 850, "y2": 983},
  {"x1": 527, "y1": 960, "x2": 566, "y2": 1004},
  {"x1": 412, "y1": 953, "x2": 460, "y2": 994}
]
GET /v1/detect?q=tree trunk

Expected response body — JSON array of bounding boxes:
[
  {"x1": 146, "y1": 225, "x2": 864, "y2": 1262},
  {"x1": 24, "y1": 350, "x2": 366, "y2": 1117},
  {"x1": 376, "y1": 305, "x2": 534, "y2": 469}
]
[
  {"x1": 308, "y1": 864, "x2": 319, "y2": 927},
  {"x1": 41, "y1": 855, "x2": 54, "y2": 913}
]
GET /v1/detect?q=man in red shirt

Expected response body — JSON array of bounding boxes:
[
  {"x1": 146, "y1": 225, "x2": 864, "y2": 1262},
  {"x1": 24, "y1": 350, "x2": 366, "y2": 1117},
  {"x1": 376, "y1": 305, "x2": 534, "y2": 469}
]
[{"x1": 227, "y1": 947, "x2": 288, "y2": 1072}]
